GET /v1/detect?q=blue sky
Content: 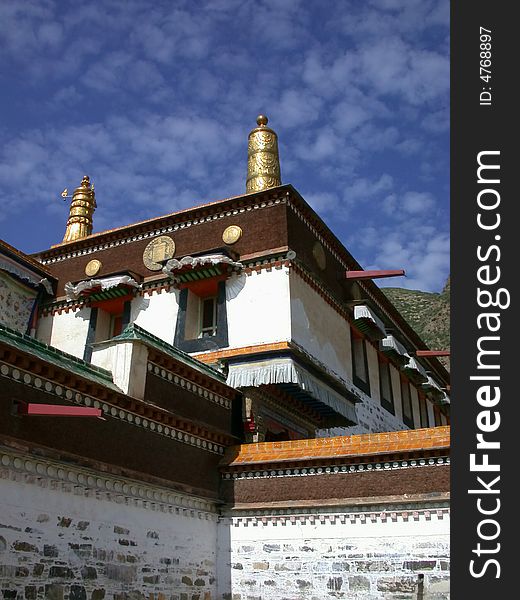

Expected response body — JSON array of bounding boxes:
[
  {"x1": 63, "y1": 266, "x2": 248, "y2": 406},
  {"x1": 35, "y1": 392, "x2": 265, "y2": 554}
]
[{"x1": 0, "y1": 0, "x2": 449, "y2": 292}]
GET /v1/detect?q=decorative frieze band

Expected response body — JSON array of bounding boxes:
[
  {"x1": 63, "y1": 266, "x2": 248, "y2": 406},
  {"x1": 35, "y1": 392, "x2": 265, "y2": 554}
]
[
  {"x1": 39, "y1": 196, "x2": 286, "y2": 265},
  {"x1": 0, "y1": 447, "x2": 217, "y2": 520},
  {"x1": 223, "y1": 457, "x2": 450, "y2": 480},
  {"x1": 147, "y1": 361, "x2": 231, "y2": 410},
  {"x1": 1, "y1": 361, "x2": 225, "y2": 455},
  {"x1": 222, "y1": 505, "x2": 450, "y2": 527}
]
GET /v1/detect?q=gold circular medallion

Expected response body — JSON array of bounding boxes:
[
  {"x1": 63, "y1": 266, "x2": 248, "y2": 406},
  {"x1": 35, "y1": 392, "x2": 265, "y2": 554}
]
[
  {"x1": 143, "y1": 236, "x2": 176, "y2": 271},
  {"x1": 85, "y1": 259, "x2": 102, "y2": 277},
  {"x1": 312, "y1": 242, "x2": 326, "y2": 270},
  {"x1": 222, "y1": 225, "x2": 243, "y2": 245}
]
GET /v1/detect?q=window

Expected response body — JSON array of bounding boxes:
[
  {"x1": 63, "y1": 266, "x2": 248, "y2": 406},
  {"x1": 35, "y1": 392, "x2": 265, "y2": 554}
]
[
  {"x1": 110, "y1": 313, "x2": 124, "y2": 338},
  {"x1": 84, "y1": 300, "x2": 131, "y2": 362},
  {"x1": 200, "y1": 297, "x2": 217, "y2": 337},
  {"x1": 434, "y1": 406, "x2": 442, "y2": 426},
  {"x1": 351, "y1": 333, "x2": 370, "y2": 394},
  {"x1": 95, "y1": 308, "x2": 126, "y2": 342},
  {"x1": 379, "y1": 359, "x2": 394, "y2": 414},
  {"x1": 419, "y1": 393, "x2": 429, "y2": 428},
  {"x1": 401, "y1": 377, "x2": 414, "y2": 428},
  {"x1": 174, "y1": 282, "x2": 229, "y2": 352}
]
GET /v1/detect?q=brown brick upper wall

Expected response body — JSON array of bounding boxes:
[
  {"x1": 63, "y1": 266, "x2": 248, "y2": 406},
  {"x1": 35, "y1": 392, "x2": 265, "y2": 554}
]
[
  {"x1": 221, "y1": 465, "x2": 450, "y2": 507},
  {"x1": 220, "y1": 427, "x2": 450, "y2": 507}
]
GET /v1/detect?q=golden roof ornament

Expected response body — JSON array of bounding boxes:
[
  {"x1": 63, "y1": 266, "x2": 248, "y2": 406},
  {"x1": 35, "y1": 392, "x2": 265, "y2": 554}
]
[
  {"x1": 62, "y1": 175, "x2": 97, "y2": 243},
  {"x1": 246, "y1": 114, "x2": 281, "y2": 193}
]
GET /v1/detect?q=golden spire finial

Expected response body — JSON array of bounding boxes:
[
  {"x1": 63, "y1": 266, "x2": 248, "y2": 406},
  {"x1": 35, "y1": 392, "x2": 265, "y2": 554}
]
[
  {"x1": 62, "y1": 175, "x2": 97, "y2": 243},
  {"x1": 246, "y1": 114, "x2": 281, "y2": 193}
]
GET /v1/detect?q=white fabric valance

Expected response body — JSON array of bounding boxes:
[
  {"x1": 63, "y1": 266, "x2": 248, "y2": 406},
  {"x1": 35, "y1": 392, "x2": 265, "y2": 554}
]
[
  {"x1": 65, "y1": 275, "x2": 139, "y2": 301},
  {"x1": 226, "y1": 357, "x2": 357, "y2": 423},
  {"x1": 0, "y1": 256, "x2": 50, "y2": 291},
  {"x1": 353, "y1": 304, "x2": 386, "y2": 339},
  {"x1": 380, "y1": 335, "x2": 408, "y2": 362},
  {"x1": 163, "y1": 254, "x2": 243, "y2": 274},
  {"x1": 423, "y1": 375, "x2": 448, "y2": 403},
  {"x1": 403, "y1": 355, "x2": 427, "y2": 376}
]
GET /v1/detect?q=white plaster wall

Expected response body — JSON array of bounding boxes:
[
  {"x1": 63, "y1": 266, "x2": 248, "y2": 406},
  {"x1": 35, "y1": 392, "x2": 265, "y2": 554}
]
[
  {"x1": 132, "y1": 289, "x2": 179, "y2": 346},
  {"x1": 36, "y1": 314, "x2": 53, "y2": 345},
  {"x1": 289, "y1": 272, "x2": 352, "y2": 382},
  {"x1": 226, "y1": 269, "x2": 291, "y2": 348},
  {"x1": 45, "y1": 307, "x2": 91, "y2": 360},
  {"x1": 0, "y1": 471, "x2": 218, "y2": 598},
  {"x1": 219, "y1": 509, "x2": 450, "y2": 600},
  {"x1": 91, "y1": 341, "x2": 148, "y2": 398}
]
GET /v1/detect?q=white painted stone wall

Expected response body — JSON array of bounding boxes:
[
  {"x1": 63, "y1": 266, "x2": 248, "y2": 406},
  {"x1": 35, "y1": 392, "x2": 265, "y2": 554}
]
[
  {"x1": 36, "y1": 313, "x2": 53, "y2": 345},
  {"x1": 91, "y1": 340, "x2": 149, "y2": 398},
  {"x1": 289, "y1": 272, "x2": 353, "y2": 382},
  {"x1": 333, "y1": 393, "x2": 412, "y2": 436},
  {"x1": 37, "y1": 307, "x2": 92, "y2": 360},
  {"x1": 218, "y1": 507, "x2": 450, "y2": 600},
  {"x1": 226, "y1": 270, "x2": 291, "y2": 349},
  {"x1": 132, "y1": 289, "x2": 180, "y2": 346},
  {"x1": 0, "y1": 452, "x2": 219, "y2": 599}
]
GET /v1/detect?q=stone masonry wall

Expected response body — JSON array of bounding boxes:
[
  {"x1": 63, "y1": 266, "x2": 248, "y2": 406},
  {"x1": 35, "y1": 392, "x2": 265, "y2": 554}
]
[
  {"x1": 0, "y1": 449, "x2": 220, "y2": 600},
  {"x1": 218, "y1": 506, "x2": 450, "y2": 600}
]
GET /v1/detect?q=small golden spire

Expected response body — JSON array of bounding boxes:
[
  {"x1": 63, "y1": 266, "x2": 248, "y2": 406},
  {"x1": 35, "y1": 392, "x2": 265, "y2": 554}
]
[
  {"x1": 246, "y1": 115, "x2": 282, "y2": 193},
  {"x1": 62, "y1": 175, "x2": 97, "y2": 243}
]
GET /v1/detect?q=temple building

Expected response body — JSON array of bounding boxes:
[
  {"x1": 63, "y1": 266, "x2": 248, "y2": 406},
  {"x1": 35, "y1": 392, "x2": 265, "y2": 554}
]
[{"x1": 0, "y1": 116, "x2": 450, "y2": 599}]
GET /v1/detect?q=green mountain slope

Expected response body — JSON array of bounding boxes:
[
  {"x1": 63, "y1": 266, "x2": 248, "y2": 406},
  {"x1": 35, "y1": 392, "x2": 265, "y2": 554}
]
[{"x1": 382, "y1": 278, "x2": 450, "y2": 368}]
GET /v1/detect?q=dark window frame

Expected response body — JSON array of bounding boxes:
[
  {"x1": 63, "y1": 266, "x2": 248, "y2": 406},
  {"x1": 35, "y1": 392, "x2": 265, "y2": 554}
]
[
  {"x1": 83, "y1": 299, "x2": 131, "y2": 362},
  {"x1": 379, "y1": 358, "x2": 395, "y2": 415},
  {"x1": 419, "y1": 393, "x2": 429, "y2": 428},
  {"x1": 174, "y1": 281, "x2": 229, "y2": 352},
  {"x1": 400, "y1": 377, "x2": 415, "y2": 429},
  {"x1": 351, "y1": 333, "x2": 371, "y2": 395}
]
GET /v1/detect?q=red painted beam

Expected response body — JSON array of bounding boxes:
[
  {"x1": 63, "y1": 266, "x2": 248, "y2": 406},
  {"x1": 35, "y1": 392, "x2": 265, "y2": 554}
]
[
  {"x1": 416, "y1": 350, "x2": 451, "y2": 357},
  {"x1": 20, "y1": 404, "x2": 102, "y2": 418},
  {"x1": 345, "y1": 269, "x2": 405, "y2": 280}
]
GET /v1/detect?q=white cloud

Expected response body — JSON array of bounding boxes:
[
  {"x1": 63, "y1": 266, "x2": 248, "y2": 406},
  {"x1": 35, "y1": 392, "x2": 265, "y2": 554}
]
[
  {"x1": 343, "y1": 174, "x2": 394, "y2": 205},
  {"x1": 402, "y1": 191, "x2": 436, "y2": 215},
  {"x1": 0, "y1": 0, "x2": 449, "y2": 291},
  {"x1": 305, "y1": 192, "x2": 340, "y2": 214},
  {"x1": 275, "y1": 90, "x2": 322, "y2": 128},
  {"x1": 356, "y1": 225, "x2": 449, "y2": 292}
]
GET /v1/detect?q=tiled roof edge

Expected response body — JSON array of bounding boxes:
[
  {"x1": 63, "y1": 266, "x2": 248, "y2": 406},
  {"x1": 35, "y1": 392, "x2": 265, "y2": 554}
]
[
  {"x1": 220, "y1": 426, "x2": 450, "y2": 467},
  {"x1": 0, "y1": 323, "x2": 115, "y2": 387}
]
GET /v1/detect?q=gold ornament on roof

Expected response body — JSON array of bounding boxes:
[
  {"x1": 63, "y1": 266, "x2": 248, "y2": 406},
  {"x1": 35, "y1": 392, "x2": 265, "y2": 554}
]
[
  {"x1": 62, "y1": 175, "x2": 97, "y2": 243},
  {"x1": 222, "y1": 225, "x2": 243, "y2": 245},
  {"x1": 143, "y1": 235, "x2": 176, "y2": 271},
  {"x1": 246, "y1": 115, "x2": 282, "y2": 193},
  {"x1": 85, "y1": 259, "x2": 102, "y2": 277}
]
